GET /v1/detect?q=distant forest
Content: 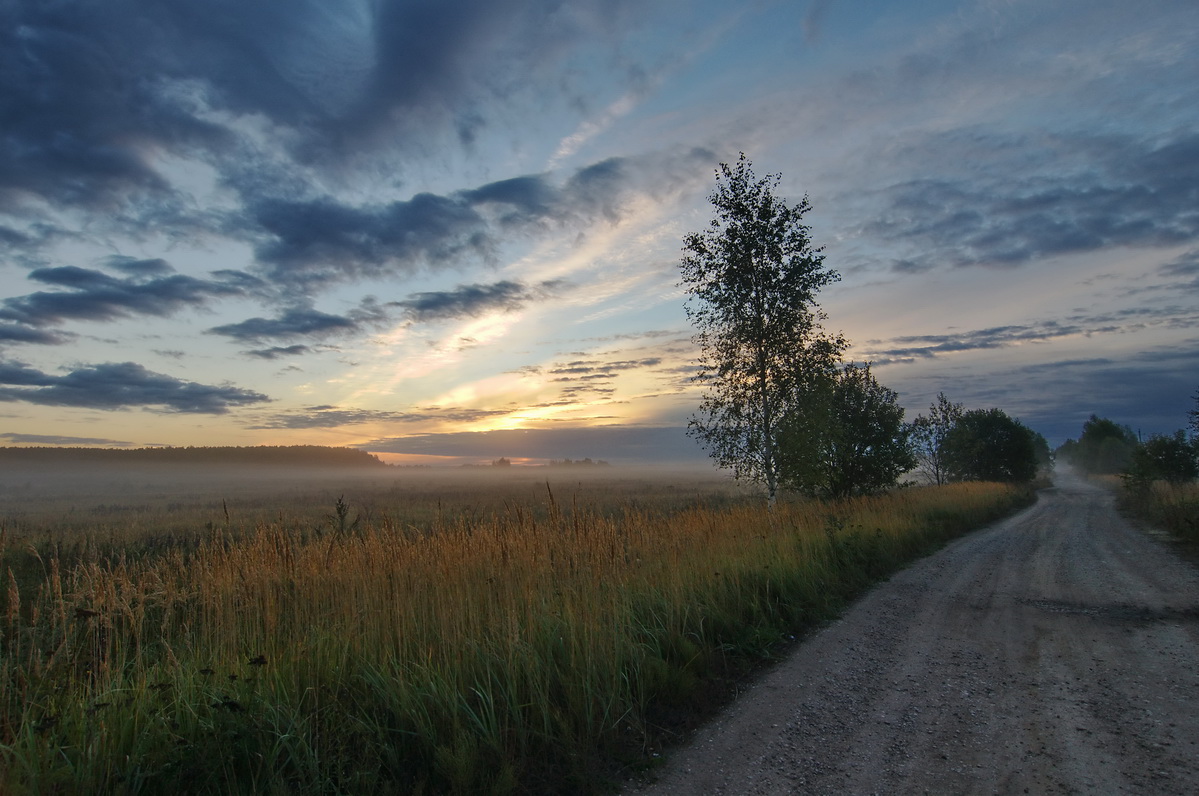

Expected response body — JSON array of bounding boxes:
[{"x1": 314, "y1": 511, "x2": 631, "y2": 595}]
[{"x1": 0, "y1": 445, "x2": 387, "y2": 468}]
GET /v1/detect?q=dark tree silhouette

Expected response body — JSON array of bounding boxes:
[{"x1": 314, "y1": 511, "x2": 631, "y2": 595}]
[
  {"x1": 942, "y1": 408, "x2": 1040, "y2": 483},
  {"x1": 778, "y1": 362, "x2": 914, "y2": 498},
  {"x1": 680, "y1": 154, "x2": 843, "y2": 503}
]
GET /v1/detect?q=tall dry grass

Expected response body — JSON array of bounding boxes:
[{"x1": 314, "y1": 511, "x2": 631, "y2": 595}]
[
  {"x1": 1, "y1": 480, "x2": 1032, "y2": 794},
  {"x1": 1118, "y1": 479, "x2": 1199, "y2": 544}
]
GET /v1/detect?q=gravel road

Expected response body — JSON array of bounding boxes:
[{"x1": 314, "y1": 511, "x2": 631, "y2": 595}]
[{"x1": 630, "y1": 471, "x2": 1199, "y2": 795}]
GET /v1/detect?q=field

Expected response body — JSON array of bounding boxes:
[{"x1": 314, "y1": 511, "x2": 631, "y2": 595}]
[{"x1": 0, "y1": 463, "x2": 1034, "y2": 794}]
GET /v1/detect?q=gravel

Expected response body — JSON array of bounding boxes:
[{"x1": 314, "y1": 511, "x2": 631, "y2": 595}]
[{"x1": 627, "y1": 470, "x2": 1199, "y2": 795}]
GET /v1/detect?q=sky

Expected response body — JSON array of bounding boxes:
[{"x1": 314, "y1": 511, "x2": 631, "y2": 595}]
[{"x1": 1, "y1": 0, "x2": 1197, "y2": 465}]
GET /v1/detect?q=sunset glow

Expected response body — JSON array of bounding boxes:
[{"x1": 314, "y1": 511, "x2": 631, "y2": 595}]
[{"x1": 1, "y1": 1, "x2": 1196, "y2": 463}]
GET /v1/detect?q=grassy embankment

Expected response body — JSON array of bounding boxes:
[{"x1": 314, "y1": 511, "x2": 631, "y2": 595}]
[
  {"x1": 1, "y1": 477, "x2": 1034, "y2": 794},
  {"x1": 1117, "y1": 479, "x2": 1199, "y2": 547}
]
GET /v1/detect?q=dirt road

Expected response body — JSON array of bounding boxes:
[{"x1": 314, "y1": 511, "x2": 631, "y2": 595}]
[{"x1": 631, "y1": 471, "x2": 1199, "y2": 795}]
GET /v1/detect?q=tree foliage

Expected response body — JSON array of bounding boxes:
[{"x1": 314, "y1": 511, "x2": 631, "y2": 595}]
[
  {"x1": 681, "y1": 154, "x2": 843, "y2": 502},
  {"x1": 778, "y1": 362, "x2": 915, "y2": 498},
  {"x1": 942, "y1": 408, "x2": 1040, "y2": 483},
  {"x1": 1124, "y1": 430, "x2": 1198, "y2": 490},
  {"x1": 907, "y1": 392, "x2": 964, "y2": 485},
  {"x1": 1058, "y1": 415, "x2": 1138, "y2": 474},
  {"x1": 1189, "y1": 387, "x2": 1199, "y2": 441}
]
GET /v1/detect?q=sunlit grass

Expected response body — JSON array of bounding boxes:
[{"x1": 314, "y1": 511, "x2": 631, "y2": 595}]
[{"x1": 1, "y1": 478, "x2": 1032, "y2": 794}]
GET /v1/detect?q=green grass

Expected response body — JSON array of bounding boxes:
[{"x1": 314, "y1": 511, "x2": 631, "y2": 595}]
[{"x1": 1, "y1": 473, "x2": 1034, "y2": 795}]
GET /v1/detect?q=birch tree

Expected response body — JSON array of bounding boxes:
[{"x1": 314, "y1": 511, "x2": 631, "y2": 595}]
[{"x1": 680, "y1": 154, "x2": 843, "y2": 503}]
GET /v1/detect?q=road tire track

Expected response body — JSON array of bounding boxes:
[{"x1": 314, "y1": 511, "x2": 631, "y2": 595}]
[{"x1": 629, "y1": 472, "x2": 1199, "y2": 795}]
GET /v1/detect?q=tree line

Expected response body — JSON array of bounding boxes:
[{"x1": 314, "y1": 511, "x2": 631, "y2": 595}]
[
  {"x1": 680, "y1": 155, "x2": 1049, "y2": 501},
  {"x1": 1056, "y1": 393, "x2": 1199, "y2": 489},
  {"x1": 0, "y1": 445, "x2": 387, "y2": 468}
]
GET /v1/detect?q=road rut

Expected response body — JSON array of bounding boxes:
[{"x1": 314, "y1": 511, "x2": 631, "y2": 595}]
[{"x1": 630, "y1": 471, "x2": 1199, "y2": 795}]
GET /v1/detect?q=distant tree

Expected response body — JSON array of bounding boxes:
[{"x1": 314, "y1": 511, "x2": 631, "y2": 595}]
[
  {"x1": 492, "y1": 457, "x2": 512, "y2": 467},
  {"x1": 778, "y1": 362, "x2": 915, "y2": 498},
  {"x1": 1123, "y1": 430, "x2": 1199, "y2": 495},
  {"x1": 1029, "y1": 429, "x2": 1053, "y2": 473},
  {"x1": 1189, "y1": 387, "x2": 1199, "y2": 441},
  {"x1": 680, "y1": 153, "x2": 844, "y2": 504},
  {"x1": 1061, "y1": 415, "x2": 1138, "y2": 474},
  {"x1": 942, "y1": 408, "x2": 1039, "y2": 483},
  {"x1": 907, "y1": 392, "x2": 964, "y2": 485}
]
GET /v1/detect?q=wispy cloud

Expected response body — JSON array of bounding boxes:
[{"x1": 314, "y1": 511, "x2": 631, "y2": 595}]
[
  {"x1": 247, "y1": 404, "x2": 509, "y2": 430},
  {"x1": 0, "y1": 432, "x2": 133, "y2": 446},
  {"x1": 396, "y1": 280, "x2": 564, "y2": 323},
  {"x1": 861, "y1": 132, "x2": 1199, "y2": 272},
  {"x1": 244, "y1": 344, "x2": 313, "y2": 360}
]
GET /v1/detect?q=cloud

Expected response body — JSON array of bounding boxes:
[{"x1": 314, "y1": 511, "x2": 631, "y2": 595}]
[
  {"x1": 104, "y1": 256, "x2": 175, "y2": 277},
  {"x1": 209, "y1": 308, "x2": 354, "y2": 342},
  {"x1": 244, "y1": 344, "x2": 313, "y2": 360},
  {"x1": 0, "y1": 3, "x2": 231, "y2": 211},
  {"x1": 247, "y1": 405, "x2": 509, "y2": 430},
  {"x1": 0, "y1": 264, "x2": 246, "y2": 331},
  {"x1": 863, "y1": 129, "x2": 1199, "y2": 272},
  {"x1": 396, "y1": 280, "x2": 563, "y2": 323},
  {"x1": 0, "y1": 324, "x2": 73, "y2": 345},
  {"x1": 1157, "y1": 249, "x2": 1199, "y2": 293},
  {"x1": 857, "y1": 302, "x2": 1199, "y2": 365},
  {"x1": 548, "y1": 357, "x2": 662, "y2": 375},
  {"x1": 860, "y1": 322, "x2": 1089, "y2": 362},
  {"x1": 0, "y1": 0, "x2": 671, "y2": 215},
  {"x1": 208, "y1": 304, "x2": 379, "y2": 343},
  {"x1": 0, "y1": 432, "x2": 132, "y2": 446},
  {"x1": 1161, "y1": 250, "x2": 1199, "y2": 277},
  {"x1": 0, "y1": 361, "x2": 269, "y2": 413},
  {"x1": 245, "y1": 149, "x2": 712, "y2": 290}
]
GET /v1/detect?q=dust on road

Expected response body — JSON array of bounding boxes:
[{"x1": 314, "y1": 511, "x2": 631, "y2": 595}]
[{"x1": 630, "y1": 471, "x2": 1199, "y2": 795}]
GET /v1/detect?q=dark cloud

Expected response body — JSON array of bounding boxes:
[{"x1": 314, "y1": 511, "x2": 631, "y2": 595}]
[
  {"x1": 244, "y1": 344, "x2": 313, "y2": 360},
  {"x1": 865, "y1": 131, "x2": 1199, "y2": 271},
  {"x1": 250, "y1": 192, "x2": 490, "y2": 285},
  {"x1": 0, "y1": 265, "x2": 246, "y2": 330},
  {"x1": 859, "y1": 304, "x2": 1199, "y2": 365},
  {"x1": 1160, "y1": 250, "x2": 1199, "y2": 277},
  {"x1": 245, "y1": 149, "x2": 712, "y2": 289},
  {"x1": 0, "y1": 3, "x2": 228, "y2": 210},
  {"x1": 397, "y1": 280, "x2": 562, "y2": 323},
  {"x1": 208, "y1": 307, "x2": 359, "y2": 343},
  {"x1": 861, "y1": 322, "x2": 1088, "y2": 362},
  {"x1": 360, "y1": 425, "x2": 704, "y2": 463},
  {"x1": 0, "y1": 0, "x2": 665, "y2": 216},
  {"x1": 104, "y1": 256, "x2": 174, "y2": 277},
  {"x1": 0, "y1": 432, "x2": 132, "y2": 446},
  {"x1": 247, "y1": 405, "x2": 509, "y2": 430},
  {"x1": 0, "y1": 324, "x2": 72, "y2": 345},
  {"x1": 0, "y1": 360, "x2": 269, "y2": 413},
  {"x1": 548, "y1": 357, "x2": 662, "y2": 375},
  {"x1": 1157, "y1": 250, "x2": 1199, "y2": 293}
]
